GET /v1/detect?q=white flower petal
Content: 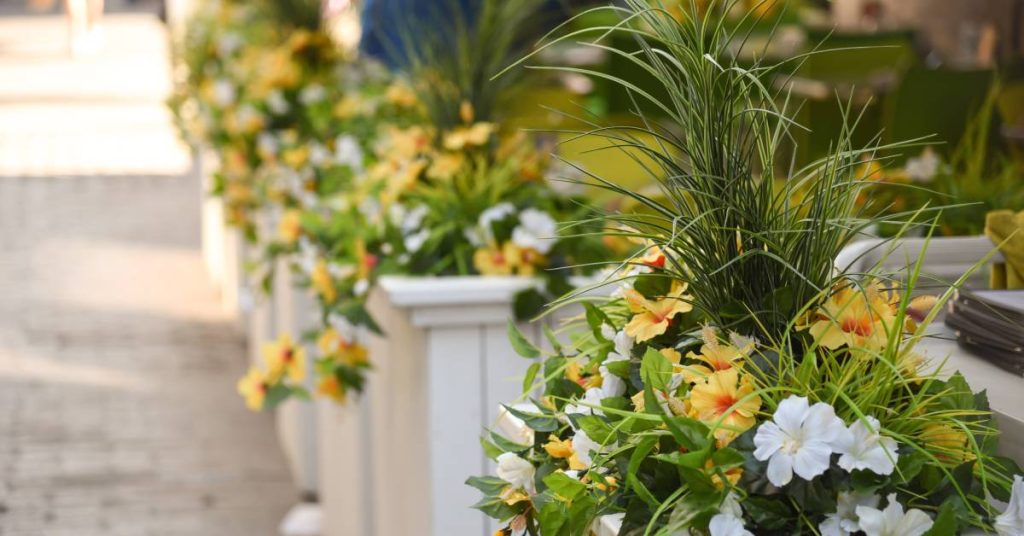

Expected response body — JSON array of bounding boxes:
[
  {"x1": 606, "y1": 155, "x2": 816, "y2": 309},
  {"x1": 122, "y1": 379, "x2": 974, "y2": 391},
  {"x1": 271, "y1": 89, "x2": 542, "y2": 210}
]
[{"x1": 766, "y1": 451, "x2": 794, "y2": 487}]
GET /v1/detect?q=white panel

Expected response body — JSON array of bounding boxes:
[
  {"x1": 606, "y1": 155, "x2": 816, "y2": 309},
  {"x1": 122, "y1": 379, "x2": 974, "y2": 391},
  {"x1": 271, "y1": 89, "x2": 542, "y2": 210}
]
[
  {"x1": 427, "y1": 325, "x2": 487, "y2": 536},
  {"x1": 318, "y1": 398, "x2": 372, "y2": 536}
]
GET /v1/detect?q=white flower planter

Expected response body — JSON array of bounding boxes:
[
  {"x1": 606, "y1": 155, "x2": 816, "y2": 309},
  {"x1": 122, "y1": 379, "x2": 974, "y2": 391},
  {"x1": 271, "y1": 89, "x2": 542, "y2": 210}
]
[
  {"x1": 317, "y1": 275, "x2": 557, "y2": 536},
  {"x1": 272, "y1": 263, "x2": 321, "y2": 498},
  {"x1": 197, "y1": 148, "x2": 247, "y2": 319}
]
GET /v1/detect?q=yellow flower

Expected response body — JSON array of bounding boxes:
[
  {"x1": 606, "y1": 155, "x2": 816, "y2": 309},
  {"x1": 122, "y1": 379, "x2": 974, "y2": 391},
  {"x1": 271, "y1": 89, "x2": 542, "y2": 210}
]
[
  {"x1": 473, "y1": 242, "x2": 523, "y2": 276},
  {"x1": 317, "y1": 327, "x2": 369, "y2": 366},
  {"x1": 385, "y1": 83, "x2": 418, "y2": 108},
  {"x1": 277, "y1": 210, "x2": 303, "y2": 245},
  {"x1": 706, "y1": 458, "x2": 743, "y2": 489},
  {"x1": 426, "y1": 152, "x2": 465, "y2": 180},
  {"x1": 282, "y1": 146, "x2": 310, "y2": 169},
  {"x1": 687, "y1": 368, "x2": 761, "y2": 446},
  {"x1": 334, "y1": 95, "x2": 364, "y2": 119},
  {"x1": 682, "y1": 326, "x2": 751, "y2": 382},
  {"x1": 459, "y1": 100, "x2": 475, "y2": 123},
  {"x1": 317, "y1": 375, "x2": 346, "y2": 404},
  {"x1": 264, "y1": 333, "x2": 306, "y2": 383},
  {"x1": 237, "y1": 367, "x2": 269, "y2": 411},
  {"x1": 311, "y1": 259, "x2": 338, "y2": 305},
  {"x1": 543, "y1": 436, "x2": 585, "y2": 470},
  {"x1": 623, "y1": 281, "x2": 693, "y2": 342},
  {"x1": 443, "y1": 122, "x2": 495, "y2": 150},
  {"x1": 806, "y1": 282, "x2": 897, "y2": 352},
  {"x1": 920, "y1": 423, "x2": 975, "y2": 463}
]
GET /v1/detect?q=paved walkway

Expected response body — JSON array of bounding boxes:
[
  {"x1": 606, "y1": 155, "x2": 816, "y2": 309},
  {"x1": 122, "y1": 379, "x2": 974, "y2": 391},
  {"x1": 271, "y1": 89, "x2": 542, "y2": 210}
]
[{"x1": 0, "y1": 11, "x2": 296, "y2": 536}]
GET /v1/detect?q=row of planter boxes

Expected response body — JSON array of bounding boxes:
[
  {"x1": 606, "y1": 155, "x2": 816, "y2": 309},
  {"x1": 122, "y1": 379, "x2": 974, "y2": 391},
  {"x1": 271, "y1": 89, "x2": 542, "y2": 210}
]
[{"x1": 200, "y1": 149, "x2": 1024, "y2": 535}]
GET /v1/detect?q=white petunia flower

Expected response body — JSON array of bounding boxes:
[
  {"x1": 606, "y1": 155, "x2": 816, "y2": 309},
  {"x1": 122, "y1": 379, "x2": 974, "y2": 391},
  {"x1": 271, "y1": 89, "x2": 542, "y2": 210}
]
[
  {"x1": 995, "y1": 475, "x2": 1024, "y2": 536},
  {"x1": 334, "y1": 134, "x2": 364, "y2": 172},
  {"x1": 299, "y1": 84, "x2": 327, "y2": 105},
  {"x1": 904, "y1": 148, "x2": 941, "y2": 183},
  {"x1": 834, "y1": 416, "x2": 899, "y2": 475},
  {"x1": 494, "y1": 404, "x2": 537, "y2": 447},
  {"x1": 404, "y1": 229, "x2": 430, "y2": 253},
  {"x1": 565, "y1": 387, "x2": 605, "y2": 417},
  {"x1": 597, "y1": 328, "x2": 632, "y2": 398},
  {"x1": 309, "y1": 143, "x2": 331, "y2": 167},
  {"x1": 353, "y1": 279, "x2": 369, "y2": 297},
  {"x1": 708, "y1": 513, "x2": 754, "y2": 536},
  {"x1": 212, "y1": 78, "x2": 236, "y2": 106},
  {"x1": 511, "y1": 208, "x2": 558, "y2": 254},
  {"x1": 266, "y1": 89, "x2": 290, "y2": 115},
  {"x1": 257, "y1": 132, "x2": 279, "y2": 156},
  {"x1": 820, "y1": 490, "x2": 880, "y2": 536},
  {"x1": 753, "y1": 396, "x2": 847, "y2": 487},
  {"x1": 495, "y1": 452, "x2": 535, "y2": 492},
  {"x1": 855, "y1": 493, "x2": 933, "y2": 536},
  {"x1": 571, "y1": 429, "x2": 613, "y2": 469},
  {"x1": 720, "y1": 492, "x2": 743, "y2": 518},
  {"x1": 469, "y1": 202, "x2": 516, "y2": 246},
  {"x1": 216, "y1": 32, "x2": 243, "y2": 57}
]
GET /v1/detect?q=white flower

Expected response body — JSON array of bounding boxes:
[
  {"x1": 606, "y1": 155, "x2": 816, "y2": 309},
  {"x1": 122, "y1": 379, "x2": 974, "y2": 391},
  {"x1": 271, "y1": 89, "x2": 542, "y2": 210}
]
[
  {"x1": 856, "y1": 494, "x2": 933, "y2": 536},
  {"x1": 216, "y1": 32, "x2": 242, "y2": 57},
  {"x1": 297, "y1": 237, "x2": 318, "y2": 274},
  {"x1": 334, "y1": 134, "x2": 364, "y2": 171},
  {"x1": 257, "y1": 133, "x2": 279, "y2": 156},
  {"x1": 565, "y1": 388, "x2": 605, "y2": 417},
  {"x1": 511, "y1": 208, "x2": 558, "y2": 254},
  {"x1": 266, "y1": 89, "x2": 290, "y2": 115},
  {"x1": 468, "y1": 202, "x2": 516, "y2": 246},
  {"x1": 834, "y1": 416, "x2": 899, "y2": 475},
  {"x1": 995, "y1": 475, "x2": 1024, "y2": 536},
  {"x1": 597, "y1": 327, "x2": 631, "y2": 398},
  {"x1": 299, "y1": 84, "x2": 326, "y2": 105},
  {"x1": 353, "y1": 279, "x2": 369, "y2": 296},
  {"x1": 904, "y1": 148, "x2": 941, "y2": 183},
  {"x1": 404, "y1": 229, "x2": 429, "y2": 253},
  {"x1": 571, "y1": 429, "x2": 613, "y2": 469},
  {"x1": 720, "y1": 491, "x2": 743, "y2": 518},
  {"x1": 309, "y1": 143, "x2": 331, "y2": 166},
  {"x1": 495, "y1": 452, "x2": 535, "y2": 492},
  {"x1": 820, "y1": 491, "x2": 880, "y2": 536},
  {"x1": 708, "y1": 513, "x2": 754, "y2": 536},
  {"x1": 753, "y1": 396, "x2": 846, "y2": 487},
  {"x1": 212, "y1": 78, "x2": 236, "y2": 106},
  {"x1": 495, "y1": 404, "x2": 536, "y2": 447}
]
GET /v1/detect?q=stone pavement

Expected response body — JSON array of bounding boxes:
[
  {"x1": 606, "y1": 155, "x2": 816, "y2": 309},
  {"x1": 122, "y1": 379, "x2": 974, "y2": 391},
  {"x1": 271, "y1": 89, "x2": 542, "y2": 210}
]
[{"x1": 0, "y1": 10, "x2": 297, "y2": 536}]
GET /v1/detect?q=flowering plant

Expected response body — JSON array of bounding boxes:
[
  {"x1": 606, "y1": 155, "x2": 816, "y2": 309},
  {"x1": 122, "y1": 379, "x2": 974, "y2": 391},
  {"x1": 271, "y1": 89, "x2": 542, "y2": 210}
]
[
  {"x1": 471, "y1": 2, "x2": 1024, "y2": 535},
  {"x1": 233, "y1": 0, "x2": 613, "y2": 410}
]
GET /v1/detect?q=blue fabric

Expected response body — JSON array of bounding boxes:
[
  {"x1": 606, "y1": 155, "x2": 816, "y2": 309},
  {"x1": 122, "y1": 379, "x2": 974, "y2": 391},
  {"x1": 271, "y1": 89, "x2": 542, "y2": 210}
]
[{"x1": 359, "y1": 0, "x2": 571, "y2": 67}]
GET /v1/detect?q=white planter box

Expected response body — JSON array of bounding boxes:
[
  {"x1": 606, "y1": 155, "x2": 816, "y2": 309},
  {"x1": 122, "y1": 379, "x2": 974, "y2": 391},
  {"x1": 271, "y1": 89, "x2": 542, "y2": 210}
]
[
  {"x1": 318, "y1": 276, "x2": 553, "y2": 536},
  {"x1": 272, "y1": 264, "x2": 322, "y2": 498}
]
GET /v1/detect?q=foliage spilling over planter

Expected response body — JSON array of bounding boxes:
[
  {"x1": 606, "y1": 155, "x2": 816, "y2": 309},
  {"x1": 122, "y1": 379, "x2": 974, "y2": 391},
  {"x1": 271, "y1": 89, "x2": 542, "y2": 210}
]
[
  {"x1": 470, "y1": 2, "x2": 1024, "y2": 535},
  {"x1": 171, "y1": 0, "x2": 615, "y2": 411}
]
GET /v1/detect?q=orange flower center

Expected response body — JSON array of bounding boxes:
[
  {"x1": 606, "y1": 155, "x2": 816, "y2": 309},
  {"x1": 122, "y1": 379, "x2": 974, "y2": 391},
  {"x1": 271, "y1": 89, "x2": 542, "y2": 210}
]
[
  {"x1": 712, "y1": 393, "x2": 740, "y2": 417},
  {"x1": 282, "y1": 348, "x2": 294, "y2": 362},
  {"x1": 841, "y1": 315, "x2": 874, "y2": 336}
]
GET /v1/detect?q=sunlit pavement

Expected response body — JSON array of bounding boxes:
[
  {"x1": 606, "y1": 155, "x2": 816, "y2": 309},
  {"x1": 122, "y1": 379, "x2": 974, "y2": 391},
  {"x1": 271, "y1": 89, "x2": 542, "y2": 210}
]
[{"x1": 0, "y1": 10, "x2": 296, "y2": 536}]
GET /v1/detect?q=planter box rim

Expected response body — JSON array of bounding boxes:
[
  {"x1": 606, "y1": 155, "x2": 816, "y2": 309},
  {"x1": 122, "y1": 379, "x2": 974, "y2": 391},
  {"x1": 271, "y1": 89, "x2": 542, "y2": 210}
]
[{"x1": 378, "y1": 275, "x2": 541, "y2": 308}]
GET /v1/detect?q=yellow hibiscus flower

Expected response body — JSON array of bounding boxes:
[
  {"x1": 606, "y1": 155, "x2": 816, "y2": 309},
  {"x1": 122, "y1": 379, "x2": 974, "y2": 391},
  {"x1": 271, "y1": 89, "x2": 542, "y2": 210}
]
[
  {"x1": 263, "y1": 333, "x2": 306, "y2": 383},
  {"x1": 277, "y1": 209, "x2": 303, "y2": 245},
  {"x1": 311, "y1": 259, "x2": 338, "y2": 305},
  {"x1": 443, "y1": 122, "x2": 495, "y2": 150},
  {"x1": 281, "y1": 146, "x2": 310, "y2": 169},
  {"x1": 317, "y1": 327, "x2": 369, "y2": 366},
  {"x1": 687, "y1": 368, "x2": 761, "y2": 446},
  {"x1": 426, "y1": 152, "x2": 465, "y2": 180},
  {"x1": 317, "y1": 375, "x2": 346, "y2": 404},
  {"x1": 473, "y1": 242, "x2": 523, "y2": 276},
  {"x1": 623, "y1": 281, "x2": 693, "y2": 342},
  {"x1": 806, "y1": 282, "x2": 898, "y2": 352},
  {"x1": 236, "y1": 366, "x2": 269, "y2": 411},
  {"x1": 543, "y1": 436, "x2": 586, "y2": 470}
]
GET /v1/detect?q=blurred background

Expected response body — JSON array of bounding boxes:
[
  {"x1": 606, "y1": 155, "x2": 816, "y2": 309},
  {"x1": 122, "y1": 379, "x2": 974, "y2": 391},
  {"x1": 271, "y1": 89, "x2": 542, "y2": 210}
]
[{"x1": 0, "y1": 0, "x2": 1021, "y2": 534}]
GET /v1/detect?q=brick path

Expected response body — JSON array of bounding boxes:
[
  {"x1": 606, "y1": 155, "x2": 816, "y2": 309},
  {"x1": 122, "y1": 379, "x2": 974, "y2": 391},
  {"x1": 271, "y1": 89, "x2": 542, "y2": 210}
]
[{"x1": 0, "y1": 11, "x2": 296, "y2": 536}]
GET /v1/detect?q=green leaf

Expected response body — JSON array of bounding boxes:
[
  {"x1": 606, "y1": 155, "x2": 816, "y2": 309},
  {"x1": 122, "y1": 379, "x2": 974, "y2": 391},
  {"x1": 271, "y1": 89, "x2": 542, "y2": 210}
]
[
  {"x1": 743, "y1": 496, "x2": 793, "y2": 531},
  {"x1": 652, "y1": 449, "x2": 709, "y2": 469},
  {"x1": 502, "y1": 404, "x2": 559, "y2": 432},
  {"x1": 542, "y1": 324, "x2": 563, "y2": 354},
  {"x1": 512, "y1": 288, "x2": 547, "y2": 321},
  {"x1": 507, "y1": 321, "x2": 540, "y2": 358},
  {"x1": 522, "y1": 362, "x2": 541, "y2": 393},
  {"x1": 542, "y1": 471, "x2": 586, "y2": 500},
  {"x1": 576, "y1": 415, "x2": 614, "y2": 445},
  {"x1": 604, "y1": 359, "x2": 631, "y2": 379},
  {"x1": 922, "y1": 500, "x2": 958, "y2": 536},
  {"x1": 662, "y1": 415, "x2": 711, "y2": 452},
  {"x1": 626, "y1": 435, "x2": 661, "y2": 508},
  {"x1": 640, "y1": 347, "x2": 672, "y2": 391}
]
